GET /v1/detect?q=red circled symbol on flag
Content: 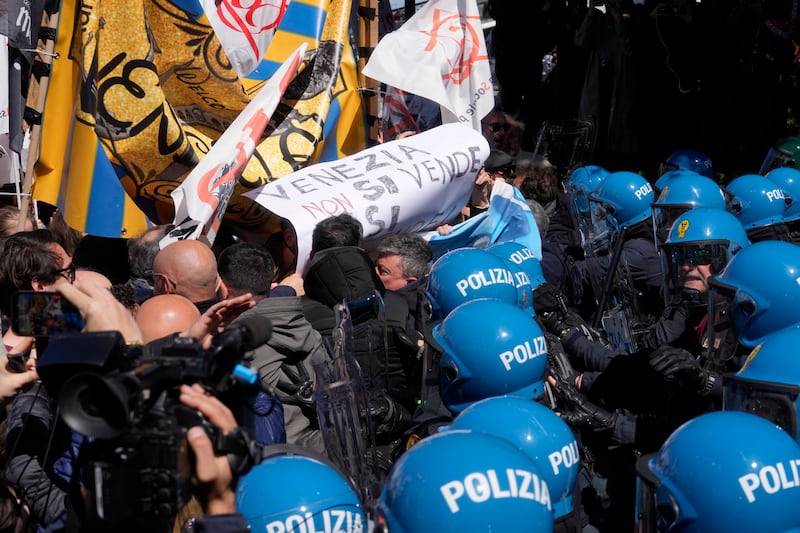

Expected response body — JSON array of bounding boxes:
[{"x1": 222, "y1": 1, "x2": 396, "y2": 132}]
[
  {"x1": 422, "y1": 8, "x2": 487, "y2": 85},
  {"x1": 215, "y1": 0, "x2": 290, "y2": 56}
]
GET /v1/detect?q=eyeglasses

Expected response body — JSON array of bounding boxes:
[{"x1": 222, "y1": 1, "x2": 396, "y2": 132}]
[
  {"x1": 146, "y1": 270, "x2": 177, "y2": 289},
  {"x1": 488, "y1": 122, "x2": 511, "y2": 133},
  {"x1": 54, "y1": 264, "x2": 76, "y2": 283}
]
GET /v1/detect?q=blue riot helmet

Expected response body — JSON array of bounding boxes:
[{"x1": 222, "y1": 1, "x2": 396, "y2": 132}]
[
  {"x1": 448, "y1": 396, "x2": 580, "y2": 518},
  {"x1": 651, "y1": 173, "x2": 727, "y2": 249},
  {"x1": 767, "y1": 166, "x2": 800, "y2": 222},
  {"x1": 236, "y1": 450, "x2": 366, "y2": 533},
  {"x1": 635, "y1": 411, "x2": 800, "y2": 533},
  {"x1": 586, "y1": 171, "x2": 653, "y2": 253},
  {"x1": 486, "y1": 246, "x2": 536, "y2": 316},
  {"x1": 430, "y1": 299, "x2": 548, "y2": 413},
  {"x1": 708, "y1": 241, "x2": 800, "y2": 353},
  {"x1": 564, "y1": 165, "x2": 610, "y2": 214},
  {"x1": 653, "y1": 168, "x2": 706, "y2": 195},
  {"x1": 726, "y1": 174, "x2": 793, "y2": 238},
  {"x1": 486, "y1": 242, "x2": 544, "y2": 313},
  {"x1": 660, "y1": 207, "x2": 750, "y2": 307},
  {"x1": 426, "y1": 247, "x2": 518, "y2": 320},
  {"x1": 564, "y1": 165, "x2": 610, "y2": 245},
  {"x1": 487, "y1": 241, "x2": 546, "y2": 288},
  {"x1": 377, "y1": 430, "x2": 554, "y2": 533},
  {"x1": 659, "y1": 148, "x2": 714, "y2": 179},
  {"x1": 724, "y1": 325, "x2": 800, "y2": 445}
]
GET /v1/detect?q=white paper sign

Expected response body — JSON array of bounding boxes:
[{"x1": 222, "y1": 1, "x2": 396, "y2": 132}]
[{"x1": 245, "y1": 123, "x2": 490, "y2": 273}]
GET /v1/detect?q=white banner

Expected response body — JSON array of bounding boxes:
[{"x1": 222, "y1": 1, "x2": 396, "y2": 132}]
[
  {"x1": 1, "y1": 35, "x2": 8, "y2": 136},
  {"x1": 363, "y1": 0, "x2": 494, "y2": 131},
  {"x1": 201, "y1": 0, "x2": 291, "y2": 78},
  {"x1": 246, "y1": 123, "x2": 490, "y2": 273},
  {"x1": 164, "y1": 43, "x2": 307, "y2": 248}
]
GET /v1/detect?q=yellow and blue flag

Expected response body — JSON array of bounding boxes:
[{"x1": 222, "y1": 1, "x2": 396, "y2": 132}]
[{"x1": 33, "y1": 0, "x2": 366, "y2": 237}]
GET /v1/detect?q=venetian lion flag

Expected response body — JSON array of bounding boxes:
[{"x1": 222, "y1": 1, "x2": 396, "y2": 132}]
[
  {"x1": 166, "y1": 43, "x2": 307, "y2": 246},
  {"x1": 362, "y1": 0, "x2": 494, "y2": 131},
  {"x1": 32, "y1": 0, "x2": 365, "y2": 238}
]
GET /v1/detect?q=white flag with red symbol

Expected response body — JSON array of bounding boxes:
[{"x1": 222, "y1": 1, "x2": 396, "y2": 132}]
[
  {"x1": 201, "y1": 0, "x2": 291, "y2": 77},
  {"x1": 163, "y1": 44, "x2": 307, "y2": 248},
  {"x1": 363, "y1": 0, "x2": 494, "y2": 131}
]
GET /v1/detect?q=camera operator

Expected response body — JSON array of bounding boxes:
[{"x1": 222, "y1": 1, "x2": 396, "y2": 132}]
[{"x1": 5, "y1": 279, "x2": 258, "y2": 532}]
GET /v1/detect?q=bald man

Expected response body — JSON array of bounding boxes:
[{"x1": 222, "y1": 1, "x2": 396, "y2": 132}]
[
  {"x1": 136, "y1": 293, "x2": 201, "y2": 343},
  {"x1": 152, "y1": 240, "x2": 221, "y2": 313}
]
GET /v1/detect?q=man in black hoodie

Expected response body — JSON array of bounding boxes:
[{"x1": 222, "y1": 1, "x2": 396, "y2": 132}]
[{"x1": 301, "y1": 215, "x2": 419, "y2": 437}]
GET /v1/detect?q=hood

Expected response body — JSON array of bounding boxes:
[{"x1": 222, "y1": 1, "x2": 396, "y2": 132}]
[{"x1": 303, "y1": 246, "x2": 385, "y2": 307}]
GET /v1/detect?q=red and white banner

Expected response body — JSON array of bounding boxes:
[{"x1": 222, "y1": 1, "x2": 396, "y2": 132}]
[
  {"x1": 363, "y1": 0, "x2": 494, "y2": 131},
  {"x1": 201, "y1": 0, "x2": 291, "y2": 77},
  {"x1": 163, "y1": 43, "x2": 307, "y2": 248}
]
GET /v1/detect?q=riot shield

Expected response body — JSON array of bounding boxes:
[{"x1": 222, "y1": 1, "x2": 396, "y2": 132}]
[
  {"x1": 531, "y1": 119, "x2": 596, "y2": 180},
  {"x1": 591, "y1": 230, "x2": 659, "y2": 354},
  {"x1": 312, "y1": 291, "x2": 385, "y2": 509}
]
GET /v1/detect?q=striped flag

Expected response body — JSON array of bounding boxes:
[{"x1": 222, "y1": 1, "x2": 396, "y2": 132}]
[
  {"x1": 165, "y1": 44, "x2": 306, "y2": 246},
  {"x1": 31, "y1": 0, "x2": 152, "y2": 237}
]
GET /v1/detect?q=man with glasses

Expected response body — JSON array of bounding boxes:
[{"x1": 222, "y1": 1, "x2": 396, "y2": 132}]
[
  {"x1": 480, "y1": 106, "x2": 510, "y2": 150},
  {"x1": 548, "y1": 207, "x2": 751, "y2": 531},
  {"x1": 0, "y1": 230, "x2": 76, "y2": 322},
  {"x1": 0, "y1": 229, "x2": 80, "y2": 532}
]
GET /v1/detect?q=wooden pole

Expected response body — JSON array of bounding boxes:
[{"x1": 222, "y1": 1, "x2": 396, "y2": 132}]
[
  {"x1": 358, "y1": 0, "x2": 380, "y2": 146},
  {"x1": 19, "y1": 3, "x2": 61, "y2": 231}
]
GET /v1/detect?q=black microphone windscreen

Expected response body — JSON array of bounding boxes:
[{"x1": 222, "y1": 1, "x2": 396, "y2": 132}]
[{"x1": 231, "y1": 315, "x2": 273, "y2": 351}]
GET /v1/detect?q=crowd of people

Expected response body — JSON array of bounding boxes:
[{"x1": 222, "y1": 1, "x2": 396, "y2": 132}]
[
  {"x1": 0, "y1": 113, "x2": 800, "y2": 532},
  {"x1": 5, "y1": 2, "x2": 800, "y2": 524}
]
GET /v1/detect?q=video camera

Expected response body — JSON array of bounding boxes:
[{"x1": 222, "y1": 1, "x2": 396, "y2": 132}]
[{"x1": 35, "y1": 316, "x2": 271, "y2": 532}]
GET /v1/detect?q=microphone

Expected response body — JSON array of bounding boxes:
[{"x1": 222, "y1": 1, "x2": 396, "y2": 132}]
[{"x1": 207, "y1": 315, "x2": 272, "y2": 389}]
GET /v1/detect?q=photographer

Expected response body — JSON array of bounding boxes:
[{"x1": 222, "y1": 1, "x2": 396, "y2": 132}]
[{"x1": 4, "y1": 280, "x2": 134, "y2": 533}]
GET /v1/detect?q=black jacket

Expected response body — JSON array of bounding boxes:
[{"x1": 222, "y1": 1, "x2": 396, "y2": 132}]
[{"x1": 302, "y1": 247, "x2": 419, "y2": 405}]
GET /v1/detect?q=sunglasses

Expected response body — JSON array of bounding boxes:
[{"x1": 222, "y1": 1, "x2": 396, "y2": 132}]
[
  {"x1": 676, "y1": 248, "x2": 712, "y2": 266},
  {"x1": 54, "y1": 264, "x2": 76, "y2": 283},
  {"x1": 488, "y1": 122, "x2": 511, "y2": 132}
]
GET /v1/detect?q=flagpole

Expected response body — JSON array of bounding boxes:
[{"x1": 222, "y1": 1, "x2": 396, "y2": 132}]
[
  {"x1": 19, "y1": 3, "x2": 61, "y2": 231},
  {"x1": 358, "y1": 0, "x2": 380, "y2": 146}
]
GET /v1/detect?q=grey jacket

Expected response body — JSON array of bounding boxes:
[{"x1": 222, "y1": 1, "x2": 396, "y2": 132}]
[{"x1": 238, "y1": 296, "x2": 326, "y2": 453}]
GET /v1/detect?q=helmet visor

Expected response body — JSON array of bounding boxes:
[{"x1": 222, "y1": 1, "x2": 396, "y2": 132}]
[
  {"x1": 660, "y1": 242, "x2": 730, "y2": 305},
  {"x1": 705, "y1": 280, "x2": 747, "y2": 369},
  {"x1": 723, "y1": 376, "x2": 799, "y2": 441},
  {"x1": 652, "y1": 205, "x2": 690, "y2": 250},
  {"x1": 658, "y1": 161, "x2": 680, "y2": 177},
  {"x1": 635, "y1": 454, "x2": 683, "y2": 532},
  {"x1": 760, "y1": 146, "x2": 796, "y2": 175},
  {"x1": 584, "y1": 199, "x2": 614, "y2": 256}
]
